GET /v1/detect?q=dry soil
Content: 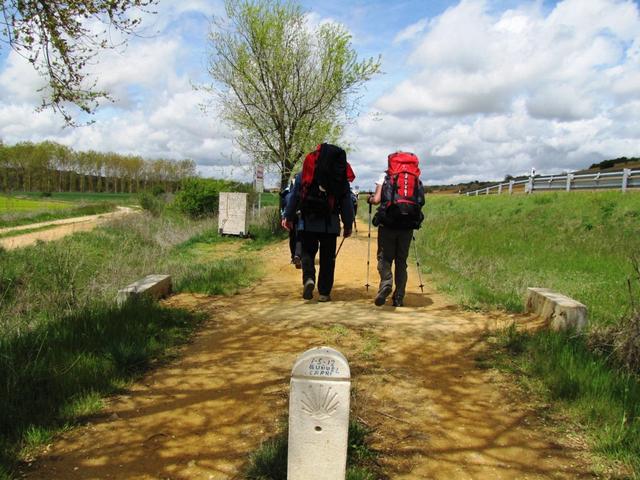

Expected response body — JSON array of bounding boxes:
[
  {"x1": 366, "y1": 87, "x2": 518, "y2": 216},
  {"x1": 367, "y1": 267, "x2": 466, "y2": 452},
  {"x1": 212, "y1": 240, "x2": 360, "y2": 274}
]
[{"x1": 24, "y1": 231, "x2": 595, "y2": 479}]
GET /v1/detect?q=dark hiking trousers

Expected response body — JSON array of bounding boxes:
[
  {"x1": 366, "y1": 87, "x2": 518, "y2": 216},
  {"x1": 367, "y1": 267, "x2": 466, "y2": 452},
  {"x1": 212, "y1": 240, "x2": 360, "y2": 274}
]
[
  {"x1": 300, "y1": 231, "x2": 337, "y2": 296},
  {"x1": 288, "y1": 227, "x2": 298, "y2": 260},
  {"x1": 377, "y1": 226, "x2": 413, "y2": 302}
]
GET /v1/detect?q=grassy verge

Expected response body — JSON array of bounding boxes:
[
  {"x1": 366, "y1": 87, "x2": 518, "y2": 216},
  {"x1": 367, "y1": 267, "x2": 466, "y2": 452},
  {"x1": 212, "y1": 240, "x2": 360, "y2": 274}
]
[
  {"x1": 0, "y1": 202, "x2": 117, "y2": 228},
  {"x1": 415, "y1": 191, "x2": 640, "y2": 475},
  {"x1": 0, "y1": 224, "x2": 58, "y2": 239},
  {"x1": 0, "y1": 299, "x2": 202, "y2": 477},
  {"x1": 7, "y1": 191, "x2": 139, "y2": 205},
  {"x1": 244, "y1": 419, "x2": 382, "y2": 480},
  {"x1": 416, "y1": 192, "x2": 640, "y2": 325},
  {"x1": 488, "y1": 327, "x2": 640, "y2": 476},
  {"x1": 0, "y1": 212, "x2": 265, "y2": 478}
]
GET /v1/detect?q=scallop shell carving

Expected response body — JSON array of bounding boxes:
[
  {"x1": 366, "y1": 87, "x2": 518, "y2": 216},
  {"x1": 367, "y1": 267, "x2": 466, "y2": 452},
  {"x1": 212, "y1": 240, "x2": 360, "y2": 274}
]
[{"x1": 301, "y1": 385, "x2": 339, "y2": 420}]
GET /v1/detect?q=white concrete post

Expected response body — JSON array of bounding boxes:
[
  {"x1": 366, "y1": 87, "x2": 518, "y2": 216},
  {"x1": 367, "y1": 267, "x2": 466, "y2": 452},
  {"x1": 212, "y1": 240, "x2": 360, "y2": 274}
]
[
  {"x1": 498, "y1": 183, "x2": 503, "y2": 195},
  {"x1": 475, "y1": 190, "x2": 479, "y2": 196},
  {"x1": 622, "y1": 169, "x2": 631, "y2": 192},
  {"x1": 509, "y1": 180, "x2": 514, "y2": 195},
  {"x1": 485, "y1": 187, "x2": 490, "y2": 195},
  {"x1": 288, "y1": 347, "x2": 351, "y2": 480},
  {"x1": 566, "y1": 174, "x2": 574, "y2": 192}
]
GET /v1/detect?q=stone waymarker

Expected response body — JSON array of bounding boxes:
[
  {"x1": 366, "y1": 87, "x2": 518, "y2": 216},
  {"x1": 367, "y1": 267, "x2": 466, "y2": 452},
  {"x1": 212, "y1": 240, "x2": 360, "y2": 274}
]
[
  {"x1": 288, "y1": 347, "x2": 351, "y2": 480},
  {"x1": 218, "y1": 192, "x2": 249, "y2": 236},
  {"x1": 525, "y1": 287, "x2": 588, "y2": 332},
  {"x1": 116, "y1": 274, "x2": 172, "y2": 307}
]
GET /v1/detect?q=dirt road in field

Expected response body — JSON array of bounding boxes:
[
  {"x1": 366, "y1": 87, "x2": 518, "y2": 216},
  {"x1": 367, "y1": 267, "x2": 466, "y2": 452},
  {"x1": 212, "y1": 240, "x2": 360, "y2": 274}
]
[
  {"x1": 0, "y1": 207, "x2": 136, "y2": 250},
  {"x1": 25, "y1": 231, "x2": 595, "y2": 479}
]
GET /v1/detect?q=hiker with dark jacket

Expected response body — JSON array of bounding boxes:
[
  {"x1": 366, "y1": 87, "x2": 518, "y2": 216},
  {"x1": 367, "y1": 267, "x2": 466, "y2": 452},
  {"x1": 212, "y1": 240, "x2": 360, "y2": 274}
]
[
  {"x1": 280, "y1": 176, "x2": 301, "y2": 267},
  {"x1": 368, "y1": 152, "x2": 425, "y2": 307},
  {"x1": 282, "y1": 145, "x2": 355, "y2": 302}
]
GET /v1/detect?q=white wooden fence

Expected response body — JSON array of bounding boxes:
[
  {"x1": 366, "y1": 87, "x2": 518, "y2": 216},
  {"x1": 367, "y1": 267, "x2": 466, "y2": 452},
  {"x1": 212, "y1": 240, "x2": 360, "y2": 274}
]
[{"x1": 464, "y1": 168, "x2": 640, "y2": 196}]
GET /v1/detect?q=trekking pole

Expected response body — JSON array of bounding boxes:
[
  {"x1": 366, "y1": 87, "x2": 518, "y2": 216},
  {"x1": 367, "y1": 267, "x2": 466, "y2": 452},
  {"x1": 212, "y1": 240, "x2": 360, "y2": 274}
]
[
  {"x1": 365, "y1": 201, "x2": 372, "y2": 291},
  {"x1": 335, "y1": 236, "x2": 346, "y2": 259},
  {"x1": 412, "y1": 234, "x2": 425, "y2": 293}
]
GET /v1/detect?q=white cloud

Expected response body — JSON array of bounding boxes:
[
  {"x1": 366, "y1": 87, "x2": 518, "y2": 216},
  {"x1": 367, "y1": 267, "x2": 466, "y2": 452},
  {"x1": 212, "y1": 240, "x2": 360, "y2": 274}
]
[
  {"x1": 393, "y1": 18, "x2": 429, "y2": 44},
  {"x1": 0, "y1": 50, "x2": 49, "y2": 104},
  {"x1": 345, "y1": 0, "x2": 640, "y2": 187}
]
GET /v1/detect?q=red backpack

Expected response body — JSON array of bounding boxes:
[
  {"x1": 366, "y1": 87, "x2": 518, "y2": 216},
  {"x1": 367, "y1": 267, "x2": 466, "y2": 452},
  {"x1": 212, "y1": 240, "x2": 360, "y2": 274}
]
[{"x1": 377, "y1": 152, "x2": 425, "y2": 229}]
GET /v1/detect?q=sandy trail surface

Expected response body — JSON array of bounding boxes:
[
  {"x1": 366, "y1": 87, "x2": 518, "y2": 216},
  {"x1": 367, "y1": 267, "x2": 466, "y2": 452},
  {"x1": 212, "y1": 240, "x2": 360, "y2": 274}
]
[
  {"x1": 24, "y1": 231, "x2": 594, "y2": 479},
  {"x1": 0, "y1": 207, "x2": 135, "y2": 250}
]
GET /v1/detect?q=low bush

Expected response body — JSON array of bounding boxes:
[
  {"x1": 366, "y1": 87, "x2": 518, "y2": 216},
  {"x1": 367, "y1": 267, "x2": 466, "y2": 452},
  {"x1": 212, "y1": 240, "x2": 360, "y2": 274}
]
[
  {"x1": 173, "y1": 178, "x2": 255, "y2": 218},
  {"x1": 139, "y1": 191, "x2": 164, "y2": 216}
]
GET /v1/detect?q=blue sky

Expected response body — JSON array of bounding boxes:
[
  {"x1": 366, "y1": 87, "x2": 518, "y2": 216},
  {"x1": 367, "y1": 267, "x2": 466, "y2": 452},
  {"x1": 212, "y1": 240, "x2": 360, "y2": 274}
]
[{"x1": 0, "y1": 0, "x2": 639, "y2": 188}]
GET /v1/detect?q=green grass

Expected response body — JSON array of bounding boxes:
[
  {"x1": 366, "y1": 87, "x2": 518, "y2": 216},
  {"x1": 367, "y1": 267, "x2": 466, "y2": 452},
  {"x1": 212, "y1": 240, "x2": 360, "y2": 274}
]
[
  {"x1": 244, "y1": 420, "x2": 381, "y2": 480},
  {"x1": 256, "y1": 192, "x2": 280, "y2": 208},
  {"x1": 492, "y1": 326, "x2": 640, "y2": 476},
  {"x1": 416, "y1": 191, "x2": 640, "y2": 326},
  {"x1": 0, "y1": 224, "x2": 58, "y2": 239},
  {"x1": 0, "y1": 212, "x2": 268, "y2": 477},
  {"x1": 0, "y1": 201, "x2": 117, "y2": 228},
  {"x1": 0, "y1": 195, "x2": 69, "y2": 213},
  {"x1": 10, "y1": 191, "x2": 139, "y2": 205},
  {"x1": 415, "y1": 191, "x2": 640, "y2": 476}
]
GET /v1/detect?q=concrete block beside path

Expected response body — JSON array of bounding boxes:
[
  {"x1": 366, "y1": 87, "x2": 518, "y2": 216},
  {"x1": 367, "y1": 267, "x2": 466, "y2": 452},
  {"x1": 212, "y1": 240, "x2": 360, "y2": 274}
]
[
  {"x1": 525, "y1": 287, "x2": 588, "y2": 332},
  {"x1": 117, "y1": 274, "x2": 172, "y2": 306}
]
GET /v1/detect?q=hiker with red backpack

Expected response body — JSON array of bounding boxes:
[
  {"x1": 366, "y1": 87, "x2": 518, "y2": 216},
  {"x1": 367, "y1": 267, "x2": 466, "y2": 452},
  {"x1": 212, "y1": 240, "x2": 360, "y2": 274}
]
[
  {"x1": 367, "y1": 151, "x2": 425, "y2": 307},
  {"x1": 282, "y1": 144, "x2": 355, "y2": 302}
]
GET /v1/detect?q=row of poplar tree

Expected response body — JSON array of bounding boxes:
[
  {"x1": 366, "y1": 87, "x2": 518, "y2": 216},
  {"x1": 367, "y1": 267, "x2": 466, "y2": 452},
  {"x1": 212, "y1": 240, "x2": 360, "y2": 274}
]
[{"x1": 0, "y1": 141, "x2": 196, "y2": 194}]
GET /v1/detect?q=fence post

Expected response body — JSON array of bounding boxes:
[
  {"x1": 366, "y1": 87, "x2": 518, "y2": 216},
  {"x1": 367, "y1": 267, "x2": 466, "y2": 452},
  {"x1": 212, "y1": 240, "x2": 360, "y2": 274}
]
[
  {"x1": 498, "y1": 183, "x2": 503, "y2": 195},
  {"x1": 509, "y1": 180, "x2": 514, "y2": 195},
  {"x1": 485, "y1": 187, "x2": 489, "y2": 195},
  {"x1": 526, "y1": 176, "x2": 534, "y2": 194},
  {"x1": 622, "y1": 169, "x2": 630, "y2": 193},
  {"x1": 475, "y1": 190, "x2": 479, "y2": 196},
  {"x1": 565, "y1": 174, "x2": 574, "y2": 192}
]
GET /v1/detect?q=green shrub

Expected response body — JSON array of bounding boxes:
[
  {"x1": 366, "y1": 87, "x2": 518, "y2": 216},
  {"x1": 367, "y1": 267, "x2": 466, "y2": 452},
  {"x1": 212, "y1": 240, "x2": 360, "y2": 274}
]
[
  {"x1": 151, "y1": 184, "x2": 165, "y2": 196},
  {"x1": 173, "y1": 178, "x2": 222, "y2": 218},
  {"x1": 139, "y1": 191, "x2": 164, "y2": 216},
  {"x1": 172, "y1": 178, "x2": 257, "y2": 219}
]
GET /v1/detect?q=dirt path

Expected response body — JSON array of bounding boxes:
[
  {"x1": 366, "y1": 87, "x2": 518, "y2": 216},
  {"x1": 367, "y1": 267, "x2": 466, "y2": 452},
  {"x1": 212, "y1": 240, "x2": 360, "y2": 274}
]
[
  {"x1": 24, "y1": 232, "x2": 594, "y2": 479},
  {"x1": 0, "y1": 207, "x2": 135, "y2": 250}
]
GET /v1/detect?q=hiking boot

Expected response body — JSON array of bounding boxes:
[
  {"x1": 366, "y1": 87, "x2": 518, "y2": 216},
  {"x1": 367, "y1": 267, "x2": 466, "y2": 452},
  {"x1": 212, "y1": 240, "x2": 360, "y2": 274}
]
[
  {"x1": 392, "y1": 297, "x2": 404, "y2": 307},
  {"x1": 293, "y1": 255, "x2": 302, "y2": 269},
  {"x1": 374, "y1": 286, "x2": 392, "y2": 306},
  {"x1": 303, "y1": 279, "x2": 315, "y2": 300},
  {"x1": 318, "y1": 294, "x2": 331, "y2": 302}
]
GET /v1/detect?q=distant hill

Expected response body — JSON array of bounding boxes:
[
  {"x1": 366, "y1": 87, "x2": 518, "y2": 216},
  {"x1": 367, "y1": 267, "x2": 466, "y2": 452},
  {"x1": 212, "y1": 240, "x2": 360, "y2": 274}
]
[
  {"x1": 588, "y1": 157, "x2": 640, "y2": 171},
  {"x1": 429, "y1": 156, "x2": 640, "y2": 194}
]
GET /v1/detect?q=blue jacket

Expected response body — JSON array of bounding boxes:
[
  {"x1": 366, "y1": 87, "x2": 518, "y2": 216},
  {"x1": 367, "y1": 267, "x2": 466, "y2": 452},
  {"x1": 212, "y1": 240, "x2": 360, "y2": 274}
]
[{"x1": 284, "y1": 173, "x2": 354, "y2": 235}]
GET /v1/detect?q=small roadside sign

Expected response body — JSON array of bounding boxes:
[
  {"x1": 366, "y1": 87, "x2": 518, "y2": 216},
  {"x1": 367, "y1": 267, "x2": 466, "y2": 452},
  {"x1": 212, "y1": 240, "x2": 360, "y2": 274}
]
[{"x1": 254, "y1": 165, "x2": 264, "y2": 193}]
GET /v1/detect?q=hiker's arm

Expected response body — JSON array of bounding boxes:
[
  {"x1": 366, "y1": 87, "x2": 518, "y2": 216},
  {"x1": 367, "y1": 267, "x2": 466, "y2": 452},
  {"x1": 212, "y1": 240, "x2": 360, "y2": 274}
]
[
  {"x1": 368, "y1": 184, "x2": 382, "y2": 205},
  {"x1": 281, "y1": 177, "x2": 300, "y2": 230},
  {"x1": 340, "y1": 190, "x2": 354, "y2": 237}
]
